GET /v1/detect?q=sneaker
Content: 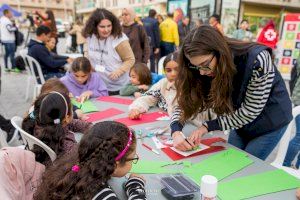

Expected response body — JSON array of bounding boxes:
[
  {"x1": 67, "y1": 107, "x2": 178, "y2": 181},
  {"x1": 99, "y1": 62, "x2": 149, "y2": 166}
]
[
  {"x1": 11, "y1": 68, "x2": 21, "y2": 73},
  {"x1": 4, "y1": 68, "x2": 11, "y2": 72}
]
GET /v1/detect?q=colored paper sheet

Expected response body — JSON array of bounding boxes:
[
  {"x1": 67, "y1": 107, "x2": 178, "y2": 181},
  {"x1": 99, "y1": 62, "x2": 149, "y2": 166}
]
[
  {"x1": 162, "y1": 146, "x2": 225, "y2": 161},
  {"x1": 71, "y1": 98, "x2": 98, "y2": 113},
  {"x1": 115, "y1": 112, "x2": 168, "y2": 126},
  {"x1": 86, "y1": 108, "x2": 124, "y2": 123},
  {"x1": 97, "y1": 96, "x2": 133, "y2": 105},
  {"x1": 182, "y1": 148, "x2": 253, "y2": 184},
  {"x1": 218, "y1": 169, "x2": 300, "y2": 200},
  {"x1": 161, "y1": 137, "x2": 226, "y2": 161},
  {"x1": 130, "y1": 160, "x2": 191, "y2": 174}
]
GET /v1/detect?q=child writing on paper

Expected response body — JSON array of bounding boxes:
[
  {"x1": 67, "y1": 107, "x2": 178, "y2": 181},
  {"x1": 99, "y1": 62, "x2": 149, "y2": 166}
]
[
  {"x1": 128, "y1": 52, "x2": 178, "y2": 119},
  {"x1": 120, "y1": 63, "x2": 152, "y2": 98},
  {"x1": 34, "y1": 121, "x2": 146, "y2": 200},
  {"x1": 60, "y1": 57, "x2": 108, "y2": 102},
  {"x1": 22, "y1": 92, "x2": 91, "y2": 165}
]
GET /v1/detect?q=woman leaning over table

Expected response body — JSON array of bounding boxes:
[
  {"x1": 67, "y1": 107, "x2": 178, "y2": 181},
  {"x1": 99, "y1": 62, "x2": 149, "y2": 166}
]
[
  {"x1": 83, "y1": 8, "x2": 135, "y2": 95},
  {"x1": 170, "y1": 25, "x2": 292, "y2": 160}
]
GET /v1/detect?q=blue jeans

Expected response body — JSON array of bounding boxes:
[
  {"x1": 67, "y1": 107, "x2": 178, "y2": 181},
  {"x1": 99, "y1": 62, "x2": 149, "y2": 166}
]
[
  {"x1": 283, "y1": 115, "x2": 300, "y2": 168},
  {"x1": 228, "y1": 125, "x2": 287, "y2": 160},
  {"x1": 160, "y1": 41, "x2": 175, "y2": 57},
  {"x1": 43, "y1": 72, "x2": 65, "y2": 81},
  {"x1": 3, "y1": 42, "x2": 16, "y2": 69}
]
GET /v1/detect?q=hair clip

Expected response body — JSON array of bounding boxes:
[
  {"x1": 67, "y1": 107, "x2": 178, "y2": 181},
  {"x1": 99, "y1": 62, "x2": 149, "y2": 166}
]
[
  {"x1": 53, "y1": 119, "x2": 60, "y2": 124},
  {"x1": 71, "y1": 164, "x2": 80, "y2": 172}
]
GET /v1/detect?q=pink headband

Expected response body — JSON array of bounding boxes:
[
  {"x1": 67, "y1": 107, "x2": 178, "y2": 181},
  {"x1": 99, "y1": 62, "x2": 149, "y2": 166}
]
[{"x1": 115, "y1": 131, "x2": 133, "y2": 161}]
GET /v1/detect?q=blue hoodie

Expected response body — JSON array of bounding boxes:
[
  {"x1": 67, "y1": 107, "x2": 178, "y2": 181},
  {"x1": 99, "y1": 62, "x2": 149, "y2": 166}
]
[{"x1": 27, "y1": 39, "x2": 67, "y2": 74}]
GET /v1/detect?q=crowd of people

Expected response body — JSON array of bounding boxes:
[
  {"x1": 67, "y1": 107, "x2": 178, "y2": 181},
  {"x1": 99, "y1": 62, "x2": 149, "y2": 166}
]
[{"x1": 0, "y1": 6, "x2": 300, "y2": 200}]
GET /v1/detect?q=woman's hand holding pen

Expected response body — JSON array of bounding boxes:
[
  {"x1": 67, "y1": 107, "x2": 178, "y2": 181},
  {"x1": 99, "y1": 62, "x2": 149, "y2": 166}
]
[{"x1": 172, "y1": 131, "x2": 195, "y2": 151}]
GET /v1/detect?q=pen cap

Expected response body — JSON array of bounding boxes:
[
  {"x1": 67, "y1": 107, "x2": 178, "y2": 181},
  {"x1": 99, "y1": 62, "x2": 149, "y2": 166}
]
[{"x1": 200, "y1": 175, "x2": 218, "y2": 198}]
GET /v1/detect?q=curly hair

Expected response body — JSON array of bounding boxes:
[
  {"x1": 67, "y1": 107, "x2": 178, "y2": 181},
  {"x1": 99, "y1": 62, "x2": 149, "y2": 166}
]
[
  {"x1": 22, "y1": 92, "x2": 72, "y2": 165},
  {"x1": 82, "y1": 8, "x2": 122, "y2": 39},
  {"x1": 176, "y1": 25, "x2": 258, "y2": 122},
  {"x1": 34, "y1": 121, "x2": 136, "y2": 200}
]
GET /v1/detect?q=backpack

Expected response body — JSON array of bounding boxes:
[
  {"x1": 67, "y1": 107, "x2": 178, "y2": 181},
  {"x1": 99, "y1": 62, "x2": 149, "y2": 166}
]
[
  {"x1": 15, "y1": 30, "x2": 24, "y2": 46},
  {"x1": 289, "y1": 61, "x2": 299, "y2": 94},
  {"x1": 15, "y1": 55, "x2": 26, "y2": 71}
]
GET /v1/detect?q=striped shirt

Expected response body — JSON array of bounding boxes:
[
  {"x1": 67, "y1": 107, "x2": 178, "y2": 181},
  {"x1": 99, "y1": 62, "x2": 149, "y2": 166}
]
[
  {"x1": 171, "y1": 50, "x2": 275, "y2": 133},
  {"x1": 93, "y1": 177, "x2": 146, "y2": 200}
]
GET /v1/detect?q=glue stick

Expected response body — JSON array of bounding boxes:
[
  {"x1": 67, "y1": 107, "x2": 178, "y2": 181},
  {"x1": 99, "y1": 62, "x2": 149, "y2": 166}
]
[{"x1": 200, "y1": 175, "x2": 218, "y2": 200}]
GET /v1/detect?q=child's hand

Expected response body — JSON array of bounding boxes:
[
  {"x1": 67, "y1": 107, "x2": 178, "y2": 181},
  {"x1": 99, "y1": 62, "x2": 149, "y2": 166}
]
[
  {"x1": 138, "y1": 85, "x2": 149, "y2": 91},
  {"x1": 129, "y1": 173, "x2": 146, "y2": 182},
  {"x1": 128, "y1": 109, "x2": 142, "y2": 119},
  {"x1": 134, "y1": 92, "x2": 142, "y2": 98},
  {"x1": 79, "y1": 91, "x2": 93, "y2": 102},
  {"x1": 75, "y1": 109, "x2": 88, "y2": 120}
]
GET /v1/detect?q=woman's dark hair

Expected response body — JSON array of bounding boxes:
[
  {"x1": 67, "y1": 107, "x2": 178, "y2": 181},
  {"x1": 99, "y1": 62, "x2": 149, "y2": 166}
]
[
  {"x1": 130, "y1": 63, "x2": 152, "y2": 85},
  {"x1": 82, "y1": 8, "x2": 122, "y2": 39},
  {"x1": 176, "y1": 25, "x2": 259, "y2": 121},
  {"x1": 70, "y1": 57, "x2": 92, "y2": 74},
  {"x1": 163, "y1": 51, "x2": 179, "y2": 70},
  {"x1": 22, "y1": 92, "x2": 72, "y2": 165},
  {"x1": 34, "y1": 121, "x2": 136, "y2": 199},
  {"x1": 45, "y1": 10, "x2": 57, "y2": 33}
]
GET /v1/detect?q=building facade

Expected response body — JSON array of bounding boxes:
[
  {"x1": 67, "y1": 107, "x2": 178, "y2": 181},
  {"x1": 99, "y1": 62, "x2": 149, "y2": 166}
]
[
  {"x1": 5, "y1": 0, "x2": 74, "y2": 22},
  {"x1": 76, "y1": 0, "x2": 167, "y2": 20}
]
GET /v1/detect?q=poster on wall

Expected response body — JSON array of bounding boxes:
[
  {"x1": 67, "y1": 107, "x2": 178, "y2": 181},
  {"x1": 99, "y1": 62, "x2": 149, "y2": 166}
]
[
  {"x1": 277, "y1": 14, "x2": 300, "y2": 80},
  {"x1": 221, "y1": 0, "x2": 241, "y2": 36},
  {"x1": 190, "y1": 0, "x2": 215, "y2": 23},
  {"x1": 167, "y1": 0, "x2": 188, "y2": 22}
]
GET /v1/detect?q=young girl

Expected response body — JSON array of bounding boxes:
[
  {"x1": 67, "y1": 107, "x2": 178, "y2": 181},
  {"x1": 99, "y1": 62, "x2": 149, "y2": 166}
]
[
  {"x1": 60, "y1": 57, "x2": 108, "y2": 102},
  {"x1": 40, "y1": 78, "x2": 85, "y2": 120},
  {"x1": 22, "y1": 92, "x2": 91, "y2": 165},
  {"x1": 120, "y1": 63, "x2": 152, "y2": 98},
  {"x1": 34, "y1": 121, "x2": 146, "y2": 199},
  {"x1": 128, "y1": 52, "x2": 178, "y2": 119}
]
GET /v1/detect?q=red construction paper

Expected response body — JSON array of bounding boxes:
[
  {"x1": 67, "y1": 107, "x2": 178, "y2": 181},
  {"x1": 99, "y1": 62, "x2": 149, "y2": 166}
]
[
  {"x1": 115, "y1": 112, "x2": 168, "y2": 126},
  {"x1": 97, "y1": 96, "x2": 133, "y2": 105},
  {"x1": 86, "y1": 108, "x2": 124, "y2": 123},
  {"x1": 161, "y1": 137, "x2": 226, "y2": 161}
]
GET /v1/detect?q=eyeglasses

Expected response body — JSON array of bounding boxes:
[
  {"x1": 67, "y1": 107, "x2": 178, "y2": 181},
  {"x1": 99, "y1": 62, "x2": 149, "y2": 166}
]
[
  {"x1": 188, "y1": 55, "x2": 215, "y2": 71},
  {"x1": 125, "y1": 154, "x2": 139, "y2": 164}
]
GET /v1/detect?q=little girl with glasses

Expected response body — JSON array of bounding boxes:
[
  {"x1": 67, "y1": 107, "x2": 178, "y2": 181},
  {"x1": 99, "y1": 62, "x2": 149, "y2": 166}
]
[{"x1": 34, "y1": 121, "x2": 146, "y2": 200}]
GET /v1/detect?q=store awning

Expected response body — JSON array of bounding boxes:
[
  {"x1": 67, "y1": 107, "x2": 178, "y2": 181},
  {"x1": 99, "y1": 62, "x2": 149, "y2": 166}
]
[{"x1": 0, "y1": 4, "x2": 22, "y2": 17}]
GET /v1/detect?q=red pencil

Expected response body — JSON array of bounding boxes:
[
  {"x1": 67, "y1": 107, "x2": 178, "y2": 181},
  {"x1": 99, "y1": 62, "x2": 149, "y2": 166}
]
[{"x1": 142, "y1": 143, "x2": 160, "y2": 155}]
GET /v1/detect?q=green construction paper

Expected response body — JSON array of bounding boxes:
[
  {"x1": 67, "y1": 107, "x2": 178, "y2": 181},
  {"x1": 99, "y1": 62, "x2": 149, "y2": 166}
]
[
  {"x1": 130, "y1": 160, "x2": 191, "y2": 174},
  {"x1": 182, "y1": 148, "x2": 253, "y2": 185},
  {"x1": 218, "y1": 169, "x2": 300, "y2": 200},
  {"x1": 71, "y1": 98, "x2": 98, "y2": 113}
]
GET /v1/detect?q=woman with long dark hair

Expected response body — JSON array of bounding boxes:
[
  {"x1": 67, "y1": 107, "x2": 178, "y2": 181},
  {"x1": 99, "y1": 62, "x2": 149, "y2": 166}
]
[
  {"x1": 171, "y1": 25, "x2": 292, "y2": 160},
  {"x1": 83, "y1": 8, "x2": 135, "y2": 95},
  {"x1": 35, "y1": 9, "x2": 58, "y2": 52}
]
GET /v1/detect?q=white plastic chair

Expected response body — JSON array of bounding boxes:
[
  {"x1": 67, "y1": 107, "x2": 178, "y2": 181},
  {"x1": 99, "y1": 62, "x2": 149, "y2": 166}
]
[
  {"x1": 157, "y1": 56, "x2": 166, "y2": 75},
  {"x1": 10, "y1": 116, "x2": 57, "y2": 162},
  {"x1": 271, "y1": 105, "x2": 300, "y2": 178},
  {"x1": 24, "y1": 55, "x2": 45, "y2": 100},
  {"x1": 19, "y1": 49, "x2": 33, "y2": 101}
]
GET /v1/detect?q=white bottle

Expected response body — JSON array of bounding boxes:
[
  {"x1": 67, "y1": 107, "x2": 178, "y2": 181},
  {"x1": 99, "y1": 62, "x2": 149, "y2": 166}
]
[{"x1": 200, "y1": 175, "x2": 218, "y2": 200}]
